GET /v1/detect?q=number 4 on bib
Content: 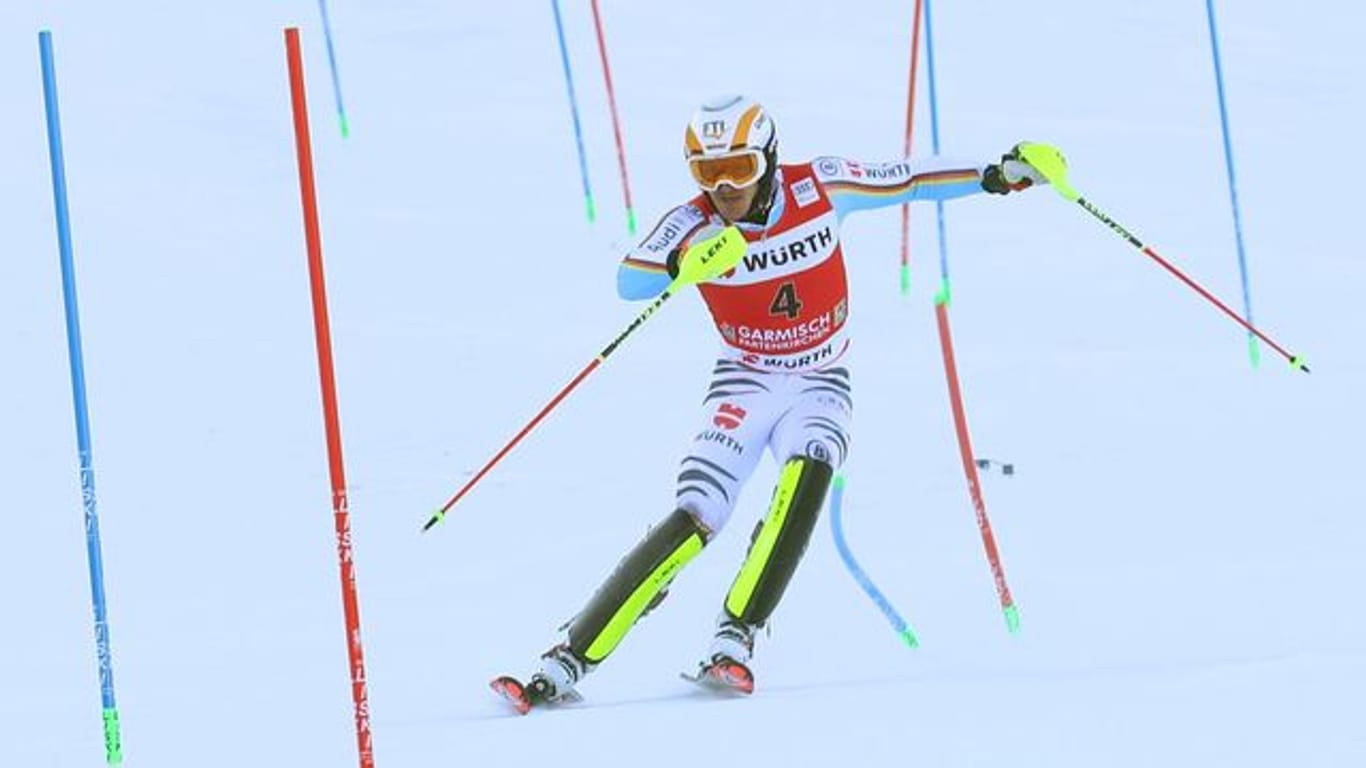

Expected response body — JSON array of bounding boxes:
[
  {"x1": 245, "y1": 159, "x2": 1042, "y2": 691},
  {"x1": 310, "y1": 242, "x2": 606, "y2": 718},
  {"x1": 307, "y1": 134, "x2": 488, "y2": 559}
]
[{"x1": 769, "y1": 281, "x2": 803, "y2": 319}]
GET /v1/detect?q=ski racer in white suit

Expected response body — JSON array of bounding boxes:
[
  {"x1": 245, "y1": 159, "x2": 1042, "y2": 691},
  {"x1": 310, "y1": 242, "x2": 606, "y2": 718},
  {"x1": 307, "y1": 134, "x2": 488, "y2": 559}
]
[{"x1": 516, "y1": 94, "x2": 1052, "y2": 704}]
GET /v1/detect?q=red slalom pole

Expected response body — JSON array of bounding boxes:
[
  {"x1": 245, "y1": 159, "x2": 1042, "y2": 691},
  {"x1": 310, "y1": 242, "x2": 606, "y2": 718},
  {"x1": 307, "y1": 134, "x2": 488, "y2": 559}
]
[
  {"x1": 588, "y1": 0, "x2": 637, "y2": 235},
  {"x1": 898, "y1": 0, "x2": 925, "y2": 295},
  {"x1": 284, "y1": 27, "x2": 375, "y2": 768},
  {"x1": 934, "y1": 298, "x2": 1020, "y2": 632}
]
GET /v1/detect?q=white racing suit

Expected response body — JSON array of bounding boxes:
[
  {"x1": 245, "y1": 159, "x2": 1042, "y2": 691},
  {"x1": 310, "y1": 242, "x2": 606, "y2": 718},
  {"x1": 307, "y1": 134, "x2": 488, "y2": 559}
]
[{"x1": 620, "y1": 156, "x2": 989, "y2": 532}]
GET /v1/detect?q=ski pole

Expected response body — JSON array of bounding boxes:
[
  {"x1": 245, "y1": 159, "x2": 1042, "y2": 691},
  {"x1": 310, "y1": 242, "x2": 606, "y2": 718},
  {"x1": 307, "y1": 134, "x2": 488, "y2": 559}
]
[
  {"x1": 829, "y1": 475, "x2": 919, "y2": 648},
  {"x1": 423, "y1": 227, "x2": 747, "y2": 531},
  {"x1": 1016, "y1": 143, "x2": 1308, "y2": 373}
]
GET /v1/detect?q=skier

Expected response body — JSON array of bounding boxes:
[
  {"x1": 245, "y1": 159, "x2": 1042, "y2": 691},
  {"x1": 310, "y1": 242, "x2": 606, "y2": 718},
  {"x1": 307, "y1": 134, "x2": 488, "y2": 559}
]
[{"x1": 494, "y1": 94, "x2": 1056, "y2": 712}]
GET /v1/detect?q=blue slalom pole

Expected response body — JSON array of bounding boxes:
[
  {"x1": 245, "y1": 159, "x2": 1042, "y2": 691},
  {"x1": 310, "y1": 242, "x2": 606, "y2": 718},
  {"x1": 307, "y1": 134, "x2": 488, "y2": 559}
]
[
  {"x1": 551, "y1": 0, "x2": 596, "y2": 223},
  {"x1": 922, "y1": 0, "x2": 951, "y2": 305},
  {"x1": 317, "y1": 0, "x2": 350, "y2": 138},
  {"x1": 829, "y1": 475, "x2": 919, "y2": 648},
  {"x1": 39, "y1": 30, "x2": 124, "y2": 766},
  {"x1": 1204, "y1": 0, "x2": 1259, "y2": 367}
]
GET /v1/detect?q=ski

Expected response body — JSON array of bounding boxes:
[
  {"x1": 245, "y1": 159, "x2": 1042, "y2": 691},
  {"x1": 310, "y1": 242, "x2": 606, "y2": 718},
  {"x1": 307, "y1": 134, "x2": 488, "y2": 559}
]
[
  {"x1": 490, "y1": 675, "x2": 584, "y2": 715},
  {"x1": 490, "y1": 675, "x2": 534, "y2": 715},
  {"x1": 680, "y1": 656, "x2": 754, "y2": 696}
]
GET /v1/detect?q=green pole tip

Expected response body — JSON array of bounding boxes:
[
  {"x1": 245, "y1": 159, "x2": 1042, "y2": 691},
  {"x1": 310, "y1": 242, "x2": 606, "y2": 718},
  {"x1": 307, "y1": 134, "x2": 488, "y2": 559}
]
[
  {"x1": 899, "y1": 264, "x2": 911, "y2": 296},
  {"x1": 103, "y1": 708, "x2": 123, "y2": 765},
  {"x1": 1247, "y1": 335, "x2": 1261, "y2": 369},
  {"x1": 832, "y1": 474, "x2": 846, "y2": 491},
  {"x1": 422, "y1": 509, "x2": 445, "y2": 532},
  {"x1": 1289, "y1": 354, "x2": 1310, "y2": 373},
  {"x1": 626, "y1": 208, "x2": 638, "y2": 236},
  {"x1": 900, "y1": 628, "x2": 920, "y2": 649},
  {"x1": 338, "y1": 113, "x2": 350, "y2": 139},
  {"x1": 585, "y1": 196, "x2": 597, "y2": 223},
  {"x1": 1003, "y1": 604, "x2": 1021, "y2": 634},
  {"x1": 933, "y1": 278, "x2": 952, "y2": 307}
]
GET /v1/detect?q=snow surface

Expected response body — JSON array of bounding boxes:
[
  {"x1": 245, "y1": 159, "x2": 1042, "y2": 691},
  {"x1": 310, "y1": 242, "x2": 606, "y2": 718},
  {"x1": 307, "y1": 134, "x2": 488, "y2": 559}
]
[{"x1": 3, "y1": 1, "x2": 1363, "y2": 765}]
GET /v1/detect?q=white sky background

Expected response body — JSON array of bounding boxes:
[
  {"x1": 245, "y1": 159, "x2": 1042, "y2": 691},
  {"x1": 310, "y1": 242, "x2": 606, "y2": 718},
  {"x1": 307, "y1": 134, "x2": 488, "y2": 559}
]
[{"x1": 2, "y1": 1, "x2": 1363, "y2": 765}]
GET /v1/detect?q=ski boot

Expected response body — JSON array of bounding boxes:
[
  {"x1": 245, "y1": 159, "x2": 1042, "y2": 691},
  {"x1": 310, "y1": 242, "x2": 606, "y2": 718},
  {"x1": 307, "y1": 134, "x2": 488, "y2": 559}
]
[
  {"x1": 491, "y1": 642, "x2": 589, "y2": 715},
  {"x1": 683, "y1": 615, "x2": 757, "y2": 695}
]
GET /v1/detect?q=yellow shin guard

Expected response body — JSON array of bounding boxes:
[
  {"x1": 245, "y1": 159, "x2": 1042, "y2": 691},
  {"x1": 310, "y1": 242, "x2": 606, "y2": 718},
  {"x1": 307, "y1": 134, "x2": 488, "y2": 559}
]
[
  {"x1": 725, "y1": 456, "x2": 833, "y2": 625},
  {"x1": 567, "y1": 508, "x2": 708, "y2": 664}
]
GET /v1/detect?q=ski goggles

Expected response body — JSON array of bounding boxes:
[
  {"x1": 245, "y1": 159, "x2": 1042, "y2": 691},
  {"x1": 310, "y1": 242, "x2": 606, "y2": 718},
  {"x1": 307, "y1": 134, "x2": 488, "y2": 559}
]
[{"x1": 688, "y1": 149, "x2": 766, "y2": 191}]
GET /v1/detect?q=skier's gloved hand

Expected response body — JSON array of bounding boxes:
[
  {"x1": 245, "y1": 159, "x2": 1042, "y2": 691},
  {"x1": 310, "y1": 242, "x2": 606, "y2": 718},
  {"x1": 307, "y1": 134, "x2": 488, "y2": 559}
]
[
  {"x1": 982, "y1": 142, "x2": 1052, "y2": 194},
  {"x1": 667, "y1": 224, "x2": 742, "y2": 285},
  {"x1": 666, "y1": 247, "x2": 682, "y2": 279}
]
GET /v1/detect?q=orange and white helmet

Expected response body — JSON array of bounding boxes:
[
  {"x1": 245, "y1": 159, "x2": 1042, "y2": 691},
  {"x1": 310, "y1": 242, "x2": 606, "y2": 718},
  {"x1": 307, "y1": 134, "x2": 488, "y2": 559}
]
[{"x1": 683, "y1": 95, "x2": 778, "y2": 192}]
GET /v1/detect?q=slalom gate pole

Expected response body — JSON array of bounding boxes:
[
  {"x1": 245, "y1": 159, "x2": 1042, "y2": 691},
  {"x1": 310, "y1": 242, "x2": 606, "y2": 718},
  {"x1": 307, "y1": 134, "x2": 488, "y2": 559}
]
[
  {"x1": 39, "y1": 29, "x2": 125, "y2": 766},
  {"x1": 922, "y1": 0, "x2": 952, "y2": 304},
  {"x1": 897, "y1": 0, "x2": 925, "y2": 296},
  {"x1": 317, "y1": 0, "x2": 351, "y2": 138},
  {"x1": 1203, "y1": 0, "x2": 1259, "y2": 366},
  {"x1": 935, "y1": 296, "x2": 1021, "y2": 633},
  {"x1": 284, "y1": 27, "x2": 375, "y2": 768},
  {"x1": 829, "y1": 475, "x2": 919, "y2": 648},
  {"x1": 917, "y1": 1, "x2": 1013, "y2": 625},
  {"x1": 588, "y1": 0, "x2": 637, "y2": 235},
  {"x1": 550, "y1": 0, "x2": 596, "y2": 223}
]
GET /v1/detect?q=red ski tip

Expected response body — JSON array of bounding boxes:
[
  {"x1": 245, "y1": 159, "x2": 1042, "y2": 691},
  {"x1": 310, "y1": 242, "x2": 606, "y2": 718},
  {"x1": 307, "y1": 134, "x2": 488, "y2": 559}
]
[
  {"x1": 490, "y1": 676, "x2": 532, "y2": 715},
  {"x1": 702, "y1": 658, "x2": 754, "y2": 695}
]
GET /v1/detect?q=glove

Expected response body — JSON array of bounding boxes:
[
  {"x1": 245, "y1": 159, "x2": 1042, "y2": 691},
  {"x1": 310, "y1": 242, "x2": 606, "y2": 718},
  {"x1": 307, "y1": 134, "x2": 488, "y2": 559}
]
[
  {"x1": 667, "y1": 224, "x2": 734, "y2": 282},
  {"x1": 981, "y1": 142, "x2": 1053, "y2": 195},
  {"x1": 665, "y1": 247, "x2": 682, "y2": 279}
]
